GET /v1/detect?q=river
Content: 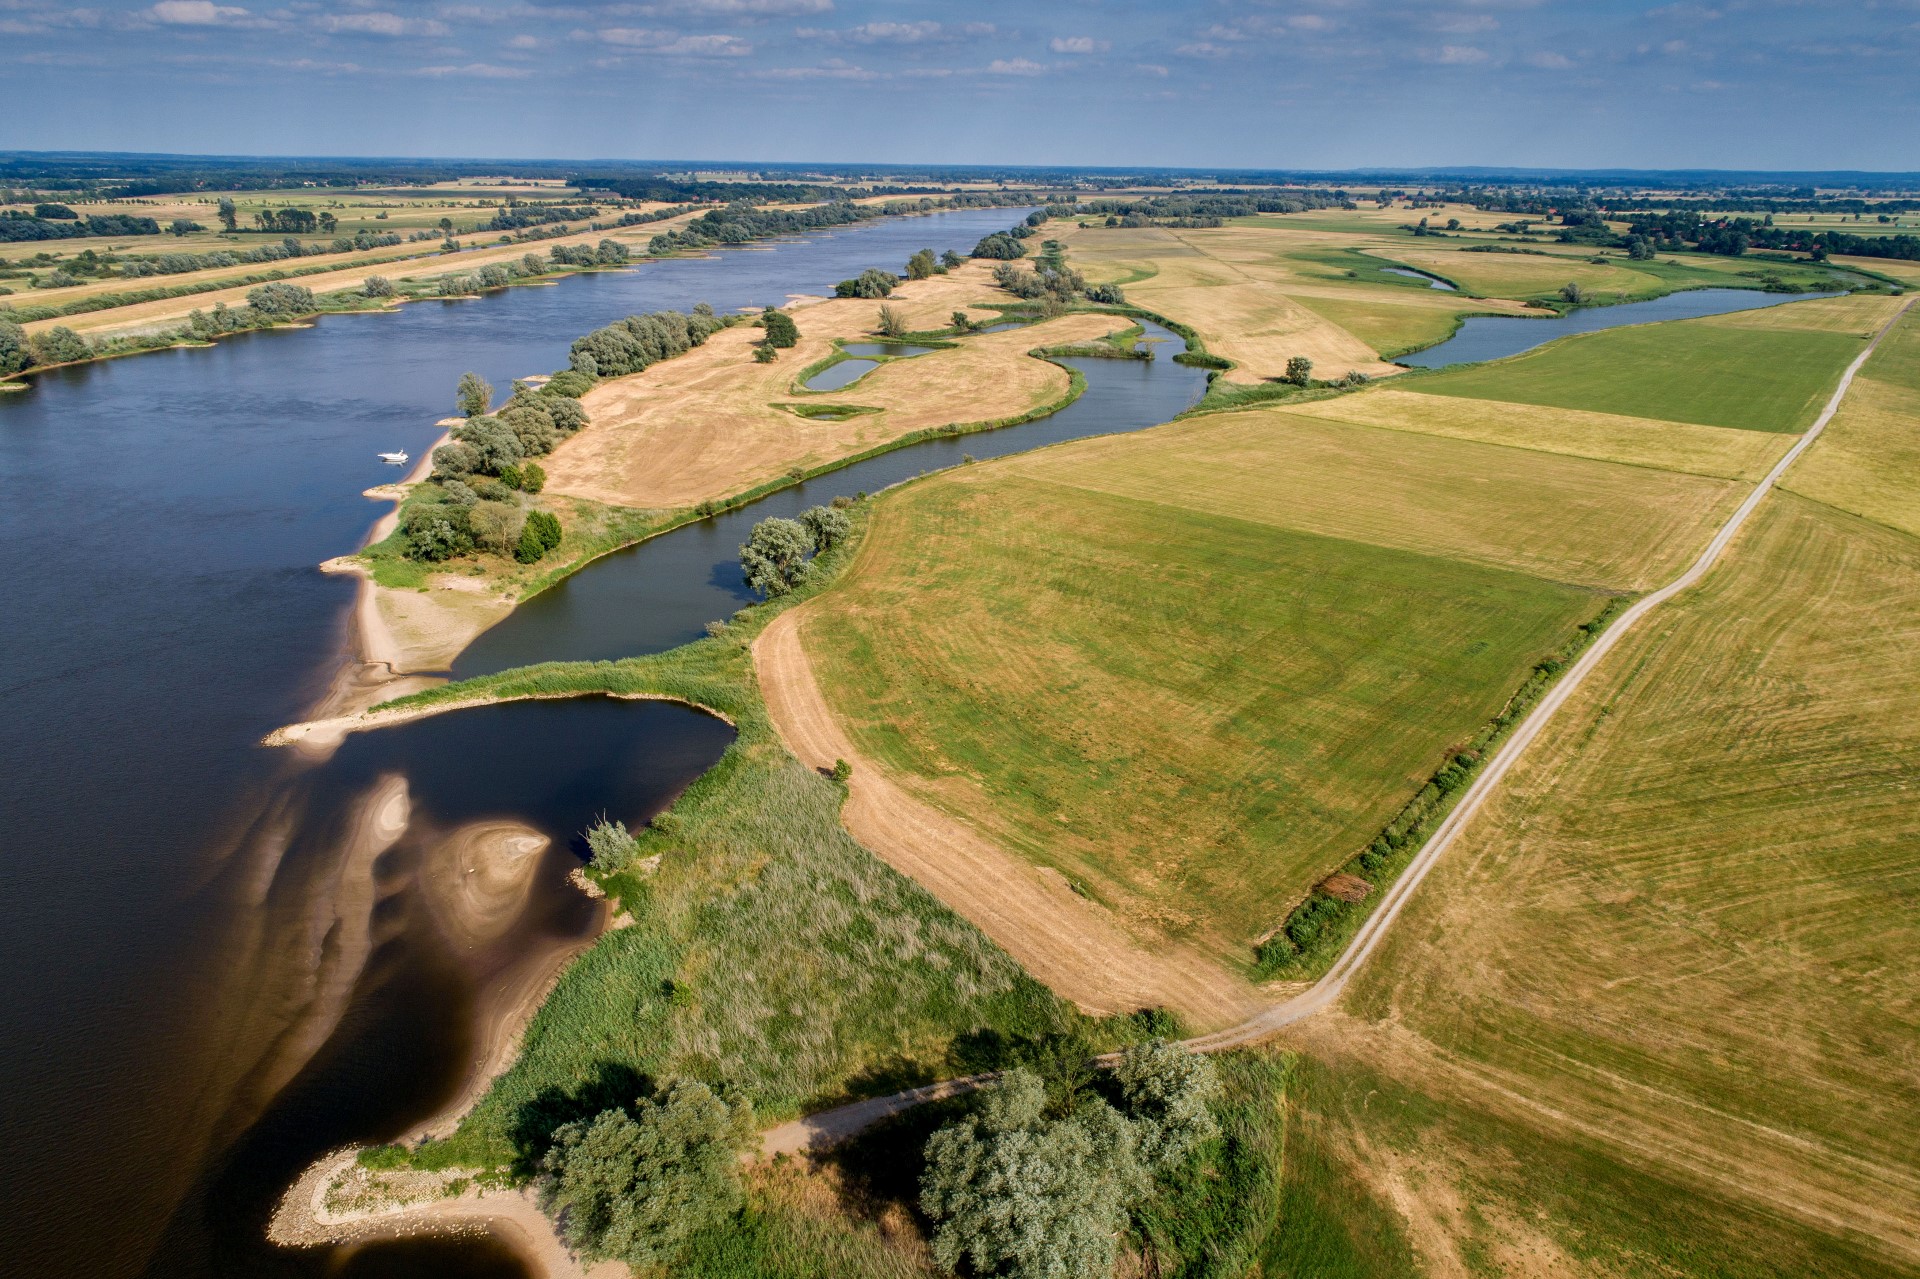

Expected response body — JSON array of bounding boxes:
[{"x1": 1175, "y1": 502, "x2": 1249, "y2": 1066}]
[{"x1": 0, "y1": 206, "x2": 1209, "y2": 1278}]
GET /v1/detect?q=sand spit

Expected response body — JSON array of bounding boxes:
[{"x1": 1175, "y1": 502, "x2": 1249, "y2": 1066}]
[
  {"x1": 271, "y1": 1149, "x2": 624, "y2": 1279},
  {"x1": 264, "y1": 689, "x2": 734, "y2": 750}
]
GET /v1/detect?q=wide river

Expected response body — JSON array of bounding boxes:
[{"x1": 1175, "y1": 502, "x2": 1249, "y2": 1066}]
[
  {"x1": 0, "y1": 215, "x2": 1831, "y2": 1276},
  {"x1": 0, "y1": 206, "x2": 1219, "y2": 1279}
]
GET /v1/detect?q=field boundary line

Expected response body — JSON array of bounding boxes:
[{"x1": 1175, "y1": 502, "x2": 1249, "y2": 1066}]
[{"x1": 760, "y1": 296, "x2": 1913, "y2": 1153}]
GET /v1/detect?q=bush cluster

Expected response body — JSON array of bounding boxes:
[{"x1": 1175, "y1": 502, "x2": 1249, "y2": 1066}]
[{"x1": 569, "y1": 305, "x2": 722, "y2": 378}]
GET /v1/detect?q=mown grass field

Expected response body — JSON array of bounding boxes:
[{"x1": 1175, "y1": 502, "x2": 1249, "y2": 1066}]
[
  {"x1": 1783, "y1": 306, "x2": 1920, "y2": 539},
  {"x1": 801, "y1": 446, "x2": 1611, "y2": 962},
  {"x1": 1332, "y1": 492, "x2": 1920, "y2": 1272},
  {"x1": 1411, "y1": 311, "x2": 1867, "y2": 430},
  {"x1": 1288, "y1": 387, "x2": 1793, "y2": 480},
  {"x1": 1004, "y1": 410, "x2": 1746, "y2": 589}
]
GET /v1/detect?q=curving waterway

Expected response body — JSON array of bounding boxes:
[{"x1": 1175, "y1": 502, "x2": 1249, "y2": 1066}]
[
  {"x1": 1398, "y1": 285, "x2": 1841, "y2": 367},
  {"x1": 0, "y1": 206, "x2": 1209, "y2": 1278}
]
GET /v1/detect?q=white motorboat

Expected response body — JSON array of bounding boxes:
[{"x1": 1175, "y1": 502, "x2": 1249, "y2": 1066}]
[{"x1": 377, "y1": 450, "x2": 410, "y2": 465}]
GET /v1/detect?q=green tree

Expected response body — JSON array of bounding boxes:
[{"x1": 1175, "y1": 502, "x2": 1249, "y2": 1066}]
[
  {"x1": 753, "y1": 343, "x2": 777, "y2": 364},
  {"x1": 246, "y1": 282, "x2": 315, "y2": 317},
  {"x1": 456, "y1": 371, "x2": 493, "y2": 417},
  {"x1": 541, "y1": 1081, "x2": 746, "y2": 1268},
  {"x1": 520, "y1": 460, "x2": 547, "y2": 494},
  {"x1": 877, "y1": 304, "x2": 907, "y2": 337},
  {"x1": 921, "y1": 1070, "x2": 1145, "y2": 1279},
  {"x1": 216, "y1": 198, "x2": 237, "y2": 233},
  {"x1": 582, "y1": 817, "x2": 639, "y2": 870},
  {"x1": 468, "y1": 499, "x2": 524, "y2": 556},
  {"x1": 740, "y1": 516, "x2": 813, "y2": 597},
  {"x1": 761, "y1": 310, "x2": 799, "y2": 348},
  {"x1": 362, "y1": 275, "x2": 395, "y2": 298},
  {"x1": 950, "y1": 310, "x2": 975, "y2": 332},
  {"x1": 941, "y1": 249, "x2": 966, "y2": 269},
  {"x1": 29, "y1": 326, "x2": 89, "y2": 367},
  {"x1": 798, "y1": 503, "x2": 851, "y2": 552},
  {"x1": 906, "y1": 248, "x2": 939, "y2": 279},
  {"x1": 1284, "y1": 355, "x2": 1313, "y2": 386},
  {"x1": 516, "y1": 509, "x2": 563, "y2": 562},
  {"x1": 1111, "y1": 1040, "x2": 1220, "y2": 1168},
  {"x1": 1560, "y1": 281, "x2": 1591, "y2": 304},
  {"x1": 0, "y1": 318, "x2": 29, "y2": 376}
]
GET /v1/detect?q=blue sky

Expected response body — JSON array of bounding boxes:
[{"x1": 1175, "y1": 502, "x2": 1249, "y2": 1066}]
[{"x1": 4, "y1": 0, "x2": 1917, "y2": 170}]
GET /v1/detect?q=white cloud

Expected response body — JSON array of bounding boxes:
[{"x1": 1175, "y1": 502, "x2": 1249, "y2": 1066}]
[
  {"x1": 1524, "y1": 49, "x2": 1572, "y2": 68},
  {"x1": 624, "y1": 0, "x2": 829, "y2": 14},
  {"x1": 1431, "y1": 44, "x2": 1491, "y2": 63},
  {"x1": 412, "y1": 60, "x2": 531, "y2": 76},
  {"x1": 986, "y1": 56, "x2": 1045, "y2": 75},
  {"x1": 1175, "y1": 41, "x2": 1233, "y2": 57},
  {"x1": 1431, "y1": 14, "x2": 1498, "y2": 34},
  {"x1": 1287, "y1": 14, "x2": 1332, "y2": 32},
  {"x1": 753, "y1": 57, "x2": 877, "y2": 78},
  {"x1": 1135, "y1": 62, "x2": 1169, "y2": 76},
  {"x1": 1049, "y1": 35, "x2": 1107, "y2": 54},
  {"x1": 847, "y1": 20, "x2": 938, "y2": 42},
  {"x1": 149, "y1": 1, "x2": 251, "y2": 26},
  {"x1": 598, "y1": 26, "x2": 751, "y2": 54},
  {"x1": 318, "y1": 12, "x2": 451, "y2": 36},
  {"x1": 505, "y1": 32, "x2": 539, "y2": 47}
]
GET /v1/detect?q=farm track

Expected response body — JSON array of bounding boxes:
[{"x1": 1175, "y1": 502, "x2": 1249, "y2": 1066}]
[{"x1": 756, "y1": 296, "x2": 1915, "y2": 1155}]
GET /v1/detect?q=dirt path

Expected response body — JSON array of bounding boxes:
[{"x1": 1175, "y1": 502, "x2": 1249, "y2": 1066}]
[
  {"x1": 753, "y1": 610, "x2": 1265, "y2": 1031},
  {"x1": 755, "y1": 297, "x2": 1916, "y2": 1151}
]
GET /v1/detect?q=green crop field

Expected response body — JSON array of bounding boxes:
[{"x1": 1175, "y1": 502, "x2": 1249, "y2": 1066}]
[
  {"x1": 1411, "y1": 311, "x2": 1867, "y2": 430},
  {"x1": 803, "y1": 463, "x2": 1603, "y2": 962},
  {"x1": 1004, "y1": 410, "x2": 1746, "y2": 590}
]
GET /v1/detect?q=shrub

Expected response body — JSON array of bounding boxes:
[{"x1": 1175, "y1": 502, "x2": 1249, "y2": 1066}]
[
  {"x1": 797, "y1": 503, "x2": 850, "y2": 551},
  {"x1": 0, "y1": 318, "x2": 29, "y2": 375},
  {"x1": 361, "y1": 275, "x2": 395, "y2": 298},
  {"x1": 876, "y1": 304, "x2": 906, "y2": 337},
  {"x1": 543, "y1": 369, "x2": 595, "y2": 398},
  {"x1": 761, "y1": 310, "x2": 799, "y2": 348},
  {"x1": 950, "y1": 309, "x2": 975, "y2": 332},
  {"x1": 583, "y1": 818, "x2": 640, "y2": 870},
  {"x1": 403, "y1": 504, "x2": 473, "y2": 561},
  {"x1": 905, "y1": 248, "x2": 939, "y2": 279},
  {"x1": 541, "y1": 1081, "x2": 745, "y2": 1268},
  {"x1": 516, "y1": 509, "x2": 563, "y2": 562},
  {"x1": 520, "y1": 460, "x2": 547, "y2": 494},
  {"x1": 971, "y1": 231, "x2": 1027, "y2": 260},
  {"x1": 739, "y1": 516, "x2": 812, "y2": 597},
  {"x1": 28, "y1": 326, "x2": 89, "y2": 367},
  {"x1": 830, "y1": 759, "x2": 851, "y2": 783},
  {"x1": 245, "y1": 282, "x2": 314, "y2": 316},
  {"x1": 1284, "y1": 355, "x2": 1314, "y2": 386},
  {"x1": 940, "y1": 249, "x2": 966, "y2": 269},
  {"x1": 456, "y1": 371, "x2": 493, "y2": 417},
  {"x1": 1560, "y1": 281, "x2": 1591, "y2": 304},
  {"x1": 469, "y1": 499, "x2": 525, "y2": 556},
  {"x1": 1112, "y1": 1040, "x2": 1221, "y2": 1168},
  {"x1": 752, "y1": 343, "x2": 776, "y2": 364},
  {"x1": 921, "y1": 1070, "x2": 1144, "y2": 1279},
  {"x1": 832, "y1": 268, "x2": 899, "y2": 299}
]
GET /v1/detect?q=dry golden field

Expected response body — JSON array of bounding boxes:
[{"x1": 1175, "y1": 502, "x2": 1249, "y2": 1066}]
[
  {"x1": 1287, "y1": 387, "x2": 1793, "y2": 479},
  {"x1": 543, "y1": 266, "x2": 1126, "y2": 509}
]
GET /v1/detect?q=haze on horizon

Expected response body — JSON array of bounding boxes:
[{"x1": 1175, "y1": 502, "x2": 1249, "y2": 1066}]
[{"x1": 2, "y1": 0, "x2": 1917, "y2": 173}]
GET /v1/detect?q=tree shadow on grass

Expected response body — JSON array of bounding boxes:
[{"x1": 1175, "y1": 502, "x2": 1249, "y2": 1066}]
[{"x1": 507, "y1": 1060, "x2": 655, "y2": 1177}]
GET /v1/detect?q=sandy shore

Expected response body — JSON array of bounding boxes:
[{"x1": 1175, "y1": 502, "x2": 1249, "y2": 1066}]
[{"x1": 271, "y1": 1149, "x2": 625, "y2": 1279}]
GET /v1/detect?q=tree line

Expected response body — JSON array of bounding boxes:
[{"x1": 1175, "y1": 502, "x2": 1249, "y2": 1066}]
[{"x1": 0, "y1": 211, "x2": 162, "y2": 242}]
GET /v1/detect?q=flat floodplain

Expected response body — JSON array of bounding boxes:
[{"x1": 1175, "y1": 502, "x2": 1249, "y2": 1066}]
[
  {"x1": 803, "y1": 468, "x2": 1600, "y2": 961},
  {"x1": 1341, "y1": 492, "x2": 1920, "y2": 1272},
  {"x1": 1782, "y1": 309, "x2": 1920, "y2": 538},
  {"x1": 1411, "y1": 308, "x2": 1868, "y2": 430},
  {"x1": 1003, "y1": 409, "x2": 1746, "y2": 590},
  {"x1": 1288, "y1": 387, "x2": 1793, "y2": 480}
]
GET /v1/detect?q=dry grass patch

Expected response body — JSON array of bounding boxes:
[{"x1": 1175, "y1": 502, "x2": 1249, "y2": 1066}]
[
  {"x1": 1296, "y1": 387, "x2": 1793, "y2": 480},
  {"x1": 544, "y1": 271, "x2": 1125, "y2": 509},
  {"x1": 1782, "y1": 317, "x2": 1920, "y2": 537},
  {"x1": 802, "y1": 468, "x2": 1599, "y2": 963},
  {"x1": 1383, "y1": 247, "x2": 1648, "y2": 299},
  {"x1": 1005, "y1": 409, "x2": 1746, "y2": 589},
  {"x1": 1345, "y1": 493, "x2": 1920, "y2": 1270}
]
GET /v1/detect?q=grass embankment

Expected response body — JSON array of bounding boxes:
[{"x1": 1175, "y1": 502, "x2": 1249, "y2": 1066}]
[
  {"x1": 373, "y1": 517, "x2": 1176, "y2": 1177},
  {"x1": 794, "y1": 403, "x2": 1733, "y2": 968},
  {"x1": 1411, "y1": 307, "x2": 1873, "y2": 431}
]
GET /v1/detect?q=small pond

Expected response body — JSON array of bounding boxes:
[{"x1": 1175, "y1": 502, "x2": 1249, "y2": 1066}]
[{"x1": 804, "y1": 358, "x2": 883, "y2": 391}]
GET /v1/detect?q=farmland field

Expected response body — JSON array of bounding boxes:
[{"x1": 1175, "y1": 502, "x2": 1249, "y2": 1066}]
[
  {"x1": 802, "y1": 466, "x2": 1602, "y2": 960},
  {"x1": 1411, "y1": 309, "x2": 1869, "y2": 430}
]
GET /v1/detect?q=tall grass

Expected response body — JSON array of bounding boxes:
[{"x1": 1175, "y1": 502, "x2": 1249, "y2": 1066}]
[{"x1": 393, "y1": 516, "x2": 1084, "y2": 1174}]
